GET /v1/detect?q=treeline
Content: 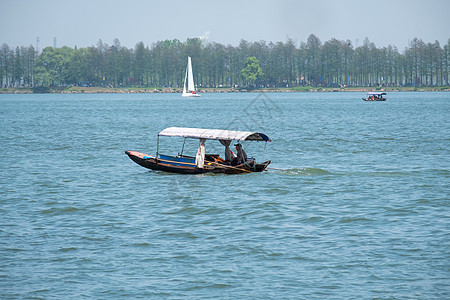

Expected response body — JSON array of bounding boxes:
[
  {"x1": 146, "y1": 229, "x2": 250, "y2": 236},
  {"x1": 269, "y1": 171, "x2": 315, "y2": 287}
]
[{"x1": 1, "y1": 34, "x2": 449, "y2": 88}]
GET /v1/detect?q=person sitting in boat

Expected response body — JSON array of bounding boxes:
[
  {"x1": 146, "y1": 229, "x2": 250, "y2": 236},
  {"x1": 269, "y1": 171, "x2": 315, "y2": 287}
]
[
  {"x1": 219, "y1": 139, "x2": 236, "y2": 164},
  {"x1": 231, "y1": 143, "x2": 247, "y2": 166},
  {"x1": 224, "y1": 145, "x2": 236, "y2": 164}
]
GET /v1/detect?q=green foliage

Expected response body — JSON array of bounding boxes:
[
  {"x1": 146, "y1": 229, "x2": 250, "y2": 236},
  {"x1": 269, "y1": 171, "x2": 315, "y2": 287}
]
[
  {"x1": 1, "y1": 36, "x2": 449, "y2": 89},
  {"x1": 240, "y1": 57, "x2": 263, "y2": 86},
  {"x1": 32, "y1": 86, "x2": 51, "y2": 93},
  {"x1": 34, "y1": 46, "x2": 74, "y2": 86},
  {"x1": 291, "y1": 86, "x2": 313, "y2": 92}
]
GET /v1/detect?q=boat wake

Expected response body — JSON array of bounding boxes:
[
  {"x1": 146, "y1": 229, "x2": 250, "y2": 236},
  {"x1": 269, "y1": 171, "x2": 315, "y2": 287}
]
[
  {"x1": 270, "y1": 167, "x2": 429, "y2": 178},
  {"x1": 271, "y1": 167, "x2": 334, "y2": 176}
]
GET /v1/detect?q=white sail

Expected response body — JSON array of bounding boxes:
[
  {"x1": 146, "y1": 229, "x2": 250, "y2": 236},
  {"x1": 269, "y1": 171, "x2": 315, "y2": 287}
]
[
  {"x1": 187, "y1": 57, "x2": 195, "y2": 92},
  {"x1": 183, "y1": 66, "x2": 188, "y2": 94},
  {"x1": 182, "y1": 56, "x2": 200, "y2": 97}
]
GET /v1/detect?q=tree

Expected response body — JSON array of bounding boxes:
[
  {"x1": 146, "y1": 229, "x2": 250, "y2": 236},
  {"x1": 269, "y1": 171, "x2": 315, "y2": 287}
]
[
  {"x1": 240, "y1": 57, "x2": 263, "y2": 87},
  {"x1": 0, "y1": 43, "x2": 12, "y2": 87},
  {"x1": 305, "y1": 34, "x2": 322, "y2": 85},
  {"x1": 22, "y1": 45, "x2": 36, "y2": 86},
  {"x1": 134, "y1": 41, "x2": 146, "y2": 86},
  {"x1": 444, "y1": 39, "x2": 450, "y2": 85},
  {"x1": 2, "y1": 34, "x2": 450, "y2": 90}
]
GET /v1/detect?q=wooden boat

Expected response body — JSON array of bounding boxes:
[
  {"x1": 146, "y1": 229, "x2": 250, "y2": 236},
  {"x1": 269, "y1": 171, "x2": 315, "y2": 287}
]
[
  {"x1": 125, "y1": 127, "x2": 272, "y2": 174},
  {"x1": 363, "y1": 92, "x2": 386, "y2": 101}
]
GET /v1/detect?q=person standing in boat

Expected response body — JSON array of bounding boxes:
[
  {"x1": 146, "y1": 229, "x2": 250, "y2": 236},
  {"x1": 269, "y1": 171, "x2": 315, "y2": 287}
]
[{"x1": 231, "y1": 143, "x2": 247, "y2": 165}]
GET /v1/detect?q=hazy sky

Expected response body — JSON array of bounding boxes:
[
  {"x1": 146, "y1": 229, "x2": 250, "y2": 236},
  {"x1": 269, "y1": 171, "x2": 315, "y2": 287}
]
[{"x1": 1, "y1": 0, "x2": 449, "y2": 51}]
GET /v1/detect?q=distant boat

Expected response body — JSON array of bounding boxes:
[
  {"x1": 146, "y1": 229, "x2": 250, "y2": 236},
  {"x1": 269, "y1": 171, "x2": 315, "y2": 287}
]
[
  {"x1": 363, "y1": 92, "x2": 386, "y2": 101},
  {"x1": 182, "y1": 57, "x2": 200, "y2": 97}
]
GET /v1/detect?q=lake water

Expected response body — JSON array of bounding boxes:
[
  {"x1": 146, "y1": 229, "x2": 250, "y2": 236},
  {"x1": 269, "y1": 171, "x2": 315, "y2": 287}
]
[{"x1": 0, "y1": 92, "x2": 449, "y2": 299}]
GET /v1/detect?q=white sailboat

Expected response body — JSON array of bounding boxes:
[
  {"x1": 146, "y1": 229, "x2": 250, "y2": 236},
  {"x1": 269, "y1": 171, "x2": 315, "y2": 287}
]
[{"x1": 182, "y1": 56, "x2": 200, "y2": 97}]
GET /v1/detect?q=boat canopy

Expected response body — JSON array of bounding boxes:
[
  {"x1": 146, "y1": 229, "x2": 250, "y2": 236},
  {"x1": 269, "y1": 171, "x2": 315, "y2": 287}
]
[
  {"x1": 158, "y1": 127, "x2": 271, "y2": 142},
  {"x1": 367, "y1": 92, "x2": 386, "y2": 95}
]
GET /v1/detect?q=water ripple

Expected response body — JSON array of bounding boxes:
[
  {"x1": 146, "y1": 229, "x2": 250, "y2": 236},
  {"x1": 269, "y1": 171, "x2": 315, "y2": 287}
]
[{"x1": 1, "y1": 93, "x2": 448, "y2": 299}]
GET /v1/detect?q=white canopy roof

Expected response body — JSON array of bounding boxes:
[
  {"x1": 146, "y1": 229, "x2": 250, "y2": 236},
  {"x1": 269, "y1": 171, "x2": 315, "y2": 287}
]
[{"x1": 158, "y1": 127, "x2": 271, "y2": 142}]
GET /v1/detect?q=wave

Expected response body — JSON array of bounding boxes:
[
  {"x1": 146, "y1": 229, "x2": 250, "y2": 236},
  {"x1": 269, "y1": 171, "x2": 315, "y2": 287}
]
[
  {"x1": 269, "y1": 167, "x2": 440, "y2": 178},
  {"x1": 271, "y1": 167, "x2": 334, "y2": 176}
]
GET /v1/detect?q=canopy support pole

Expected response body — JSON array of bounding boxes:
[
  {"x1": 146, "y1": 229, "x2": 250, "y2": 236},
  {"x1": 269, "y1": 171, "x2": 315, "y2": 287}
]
[
  {"x1": 262, "y1": 141, "x2": 267, "y2": 161},
  {"x1": 156, "y1": 135, "x2": 160, "y2": 160},
  {"x1": 180, "y1": 137, "x2": 186, "y2": 156}
]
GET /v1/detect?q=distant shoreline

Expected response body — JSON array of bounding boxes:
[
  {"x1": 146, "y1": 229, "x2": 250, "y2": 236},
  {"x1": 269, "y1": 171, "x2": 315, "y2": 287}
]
[{"x1": 1, "y1": 86, "x2": 449, "y2": 94}]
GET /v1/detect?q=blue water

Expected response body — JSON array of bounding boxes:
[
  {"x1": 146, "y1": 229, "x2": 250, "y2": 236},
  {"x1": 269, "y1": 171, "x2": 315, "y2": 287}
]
[{"x1": 1, "y1": 92, "x2": 449, "y2": 299}]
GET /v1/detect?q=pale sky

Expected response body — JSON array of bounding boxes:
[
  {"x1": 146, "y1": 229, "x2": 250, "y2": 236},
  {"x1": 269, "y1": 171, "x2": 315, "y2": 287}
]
[{"x1": 1, "y1": 0, "x2": 449, "y2": 51}]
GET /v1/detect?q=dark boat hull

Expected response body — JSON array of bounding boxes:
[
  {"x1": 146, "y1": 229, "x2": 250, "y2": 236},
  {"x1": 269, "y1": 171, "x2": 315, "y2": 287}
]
[
  {"x1": 125, "y1": 151, "x2": 271, "y2": 174},
  {"x1": 363, "y1": 97, "x2": 386, "y2": 101}
]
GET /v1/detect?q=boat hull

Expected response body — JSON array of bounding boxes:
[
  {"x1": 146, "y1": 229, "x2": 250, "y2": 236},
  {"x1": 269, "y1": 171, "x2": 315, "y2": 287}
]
[
  {"x1": 125, "y1": 151, "x2": 270, "y2": 174},
  {"x1": 182, "y1": 93, "x2": 200, "y2": 97},
  {"x1": 363, "y1": 97, "x2": 386, "y2": 101}
]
